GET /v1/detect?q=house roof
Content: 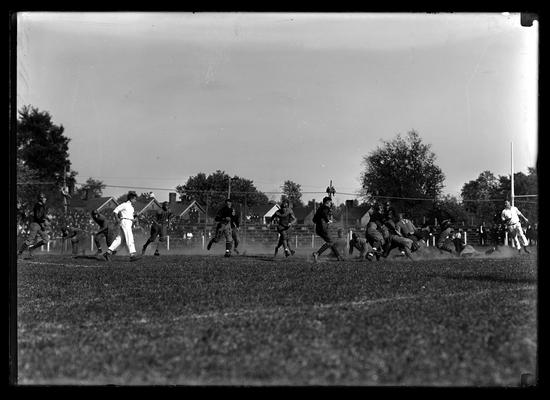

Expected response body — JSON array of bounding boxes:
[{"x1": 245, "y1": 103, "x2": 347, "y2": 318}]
[
  {"x1": 135, "y1": 198, "x2": 162, "y2": 214},
  {"x1": 170, "y1": 200, "x2": 206, "y2": 217},
  {"x1": 69, "y1": 196, "x2": 118, "y2": 212}
]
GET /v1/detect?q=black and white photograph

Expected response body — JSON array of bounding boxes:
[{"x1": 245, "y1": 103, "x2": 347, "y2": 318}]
[{"x1": 11, "y1": 12, "x2": 538, "y2": 386}]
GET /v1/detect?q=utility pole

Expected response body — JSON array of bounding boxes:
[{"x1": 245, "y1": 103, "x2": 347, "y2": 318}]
[
  {"x1": 228, "y1": 177, "x2": 231, "y2": 199},
  {"x1": 326, "y1": 180, "x2": 336, "y2": 199}
]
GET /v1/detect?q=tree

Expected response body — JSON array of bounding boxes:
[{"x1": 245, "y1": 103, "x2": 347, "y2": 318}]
[
  {"x1": 280, "y1": 180, "x2": 304, "y2": 207},
  {"x1": 75, "y1": 178, "x2": 106, "y2": 200},
  {"x1": 17, "y1": 105, "x2": 78, "y2": 209},
  {"x1": 430, "y1": 195, "x2": 472, "y2": 227},
  {"x1": 495, "y1": 168, "x2": 538, "y2": 222},
  {"x1": 360, "y1": 130, "x2": 445, "y2": 219},
  {"x1": 460, "y1": 170, "x2": 500, "y2": 224},
  {"x1": 461, "y1": 168, "x2": 538, "y2": 225},
  {"x1": 176, "y1": 170, "x2": 269, "y2": 216}
]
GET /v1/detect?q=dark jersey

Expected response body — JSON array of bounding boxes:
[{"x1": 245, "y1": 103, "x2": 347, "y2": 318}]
[
  {"x1": 154, "y1": 210, "x2": 172, "y2": 226},
  {"x1": 230, "y1": 209, "x2": 240, "y2": 229},
  {"x1": 32, "y1": 202, "x2": 48, "y2": 224},
  {"x1": 312, "y1": 205, "x2": 332, "y2": 225},
  {"x1": 62, "y1": 227, "x2": 85, "y2": 239},
  {"x1": 215, "y1": 206, "x2": 235, "y2": 223},
  {"x1": 273, "y1": 208, "x2": 296, "y2": 228},
  {"x1": 92, "y1": 213, "x2": 109, "y2": 230}
]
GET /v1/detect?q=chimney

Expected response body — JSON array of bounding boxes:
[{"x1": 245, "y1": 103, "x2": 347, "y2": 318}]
[{"x1": 169, "y1": 192, "x2": 177, "y2": 204}]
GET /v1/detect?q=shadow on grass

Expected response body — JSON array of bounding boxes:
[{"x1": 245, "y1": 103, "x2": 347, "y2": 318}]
[
  {"x1": 73, "y1": 255, "x2": 103, "y2": 261},
  {"x1": 427, "y1": 272, "x2": 537, "y2": 285}
]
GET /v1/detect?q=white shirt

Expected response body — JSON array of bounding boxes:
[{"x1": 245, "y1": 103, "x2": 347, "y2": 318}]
[
  {"x1": 501, "y1": 206, "x2": 522, "y2": 225},
  {"x1": 113, "y1": 201, "x2": 135, "y2": 220}
]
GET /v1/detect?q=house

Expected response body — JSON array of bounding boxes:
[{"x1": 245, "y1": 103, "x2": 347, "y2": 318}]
[
  {"x1": 69, "y1": 196, "x2": 119, "y2": 213},
  {"x1": 170, "y1": 199, "x2": 207, "y2": 224},
  {"x1": 246, "y1": 203, "x2": 279, "y2": 225}
]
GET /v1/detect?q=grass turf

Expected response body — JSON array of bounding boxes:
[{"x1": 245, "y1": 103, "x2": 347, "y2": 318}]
[{"x1": 16, "y1": 252, "x2": 537, "y2": 386}]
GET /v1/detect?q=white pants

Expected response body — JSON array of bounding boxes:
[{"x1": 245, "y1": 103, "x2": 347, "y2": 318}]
[
  {"x1": 108, "y1": 219, "x2": 136, "y2": 255},
  {"x1": 507, "y1": 222, "x2": 528, "y2": 248}
]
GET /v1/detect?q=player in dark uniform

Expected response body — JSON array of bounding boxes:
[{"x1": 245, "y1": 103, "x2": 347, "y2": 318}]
[
  {"x1": 365, "y1": 221, "x2": 385, "y2": 260},
  {"x1": 61, "y1": 226, "x2": 89, "y2": 255},
  {"x1": 271, "y1": 199, "x2": 297, "y2": 258},
  {"x1": 349, "y1": 232, "x2": 374, "y2": 260},
  {"x1": 18, "y1": 193, "x2": 50, "y2": 258},
  {"x1": 207, "y1": 198, "x2": 235, "y2": 257},
  {"x1": 311, "y1": 196, "x2": 344, "y2": 262},
  {"x1": 436, "y1": 219, "x2": 456, "y2": 255},
  {"x1": 91, "y1": 209, "x2": 116, "y2": 255},
  {"x1": 381, "y1": 216, "x2": 415, "y2": 260},
  {"x1": 142, "y1": 201, "x2": 172, "y2": 256}
]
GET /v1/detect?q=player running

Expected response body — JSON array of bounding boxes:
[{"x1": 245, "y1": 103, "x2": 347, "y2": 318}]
[
  {"x1": 311, "y1": 196, "x2": 344, "y2": 262},
  {"x1": 206, "y1": 198, "x2": 235, "y2": 257},
  {"x1": 17, "y1": 193, "x2": 51, "y2": 259},
  {"x1": 271, "y1": 199, "x2": 297, "y2": 258},
  {"x1": 142, "y1": 201, "x2": 173, "y2": 256},
  {"x1": 103, "y1": 191, "x2": 140, "y2": 262},
  {"x1": 91, "y1": 209, "x2": 116, "y2": 255},
  {"x1": 501, "y1": 200, "x2": 530, "y2": 254}
]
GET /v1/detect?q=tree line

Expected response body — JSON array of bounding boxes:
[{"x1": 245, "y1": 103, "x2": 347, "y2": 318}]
[{"x1": 16, "y1": 106, "x2": 537, "y2": 225}]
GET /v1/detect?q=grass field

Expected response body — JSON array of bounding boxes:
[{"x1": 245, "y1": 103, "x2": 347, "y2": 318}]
[{"x1": 15, "y1": 249, "x2": 538, "y2": 386}]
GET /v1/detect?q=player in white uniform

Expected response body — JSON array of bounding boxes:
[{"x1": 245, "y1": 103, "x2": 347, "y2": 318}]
[
  {"x1": 103, "y1": 191, "x2": 140, "y2": 261},
  {"x1": 501, "y1": 200, "x2": 530, "y2": 254}
]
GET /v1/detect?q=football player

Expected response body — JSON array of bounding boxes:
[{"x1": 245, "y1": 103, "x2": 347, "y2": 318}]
[
  {"x1": 501, "y1": 200, "x2": 530, "y2": 254},
  {"x1": 311, "y1": 196, "x2": 344, "y2": 262},
  {"x1": 18, "y1": 193, "x2": 50, "y2": 258},
  {"x1": 103, "y1": 191, "x2": 140, "y2": 262},
  {"x1": 142, "y1": 201, "x2": 173, "y2": 256},
  {"x1": 271, "y1": 199, "x2": 297, "y2": 258},
  {"x1": 91, "y1": 209, "x2": 116, "y2": 255},
  {"x1": 207, "y1": 198, "x2": 235, "y2": 257}
]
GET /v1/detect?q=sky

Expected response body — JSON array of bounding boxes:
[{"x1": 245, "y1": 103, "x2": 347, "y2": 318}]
[{"x1": 16, "y1": 12, "x2": 538, "y2": 205}]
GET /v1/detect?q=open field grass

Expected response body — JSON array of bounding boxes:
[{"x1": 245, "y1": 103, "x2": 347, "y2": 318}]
[{"x1": 15, "y1": 250, "x2": 537, "y2": 386}]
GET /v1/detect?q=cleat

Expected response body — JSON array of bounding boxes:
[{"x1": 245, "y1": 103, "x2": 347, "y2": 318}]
[
  {"x1": 233, "y1": 248, "x2": 239, "y2": 255},
  {"x1": 130, "y1": 255, "x2": 140, "y2": 262},
  {"x1": 524, "y1": 247, "x2": 530, "y2": 254},
  {"x1": 224, "y1": 251, "x2": 231, "y2": 258},
  {"x1": 284, "y1": 249, "x2": 290, "y2": 257},
  {"x1": 207, "y1": 240, "x2": 213, "y2": 250},
  {"x1": 312, "y1": 252, "x2": 318, "y2": 263},
  {"x1": 290, "y1": 249, "x2": 295, "y2": 256},
  {"x1": 102, "y1": 252, "x2": 111, "y2": 261},
  {"x1": 154, "y1": 251, "x2": 160, "y2": 256}
]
